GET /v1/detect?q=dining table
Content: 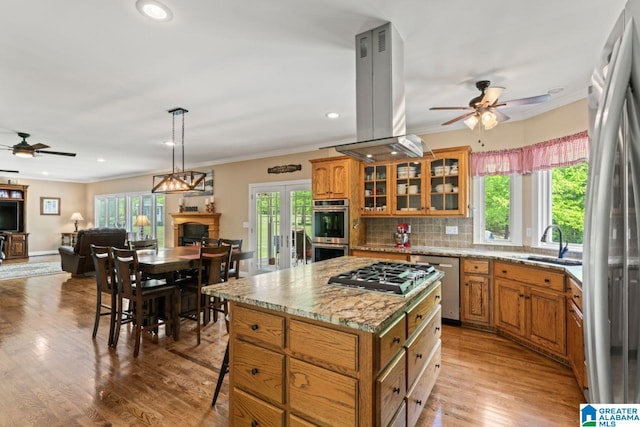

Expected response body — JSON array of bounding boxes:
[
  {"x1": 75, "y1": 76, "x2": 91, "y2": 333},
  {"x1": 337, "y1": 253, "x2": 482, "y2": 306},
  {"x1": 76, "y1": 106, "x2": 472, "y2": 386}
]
[{"x1": 136, "y1": 246, "x2": 254, "y2": 338}]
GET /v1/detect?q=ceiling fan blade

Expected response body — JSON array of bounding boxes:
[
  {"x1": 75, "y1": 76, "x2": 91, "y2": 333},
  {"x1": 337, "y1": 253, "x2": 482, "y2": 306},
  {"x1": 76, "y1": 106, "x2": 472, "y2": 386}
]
[
  {"x1": 500, "y1": 94, "x2": 551, "y2": 107},
  {"x1": 441, "y1": 111, "x2": 476, "y2": 126},
  {"x1": 481, "y1": 86, "x2": 504, "y2": 106},
  {"x1": 429, "y1": 106, "x2": 474, "y2": 111},
  {"x1": 36, "y1": 150, "x2": 77, "y2": 157},
  {"x1": 0, "y1": 169, "x2": 19, "y2": 173},
  {"x1": 494, "y1": 109, "x2": 510, "y2": 122},
  {"x1": 30, "y1": 143, "x2": 50, "y2": 150}
]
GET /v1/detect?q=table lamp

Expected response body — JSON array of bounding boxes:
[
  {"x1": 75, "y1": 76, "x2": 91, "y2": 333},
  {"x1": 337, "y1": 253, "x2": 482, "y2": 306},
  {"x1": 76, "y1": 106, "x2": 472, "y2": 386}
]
[
  {"x1": 133, "y1": 214, "x2": 150, "y2": 240},
  {"x1": 70, "y1": 212, "x2": 84, "y2": 232}
]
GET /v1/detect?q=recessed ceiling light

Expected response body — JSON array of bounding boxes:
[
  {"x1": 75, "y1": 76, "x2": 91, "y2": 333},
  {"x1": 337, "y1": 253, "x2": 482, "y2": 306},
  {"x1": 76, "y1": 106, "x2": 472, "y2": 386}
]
[
  {"x1": 42, "y1": 171, "x2": 49, "y2": 175},
  {"x1": 97, "y1": 158, "x2": 106, "y2": 163},
  {"x1": 326, "y1": 112, "x2": 340, "y2": 119},
  {"x1": 135, "y1": 0, "x2": 173, "y2": 22},
  {"x1": 164, "y1": 140, "x2": 175, "y2": 146}
]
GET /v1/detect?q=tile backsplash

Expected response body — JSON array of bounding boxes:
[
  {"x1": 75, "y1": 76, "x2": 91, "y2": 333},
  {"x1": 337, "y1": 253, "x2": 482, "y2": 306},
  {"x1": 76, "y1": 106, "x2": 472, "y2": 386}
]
[{"x1": 365, "y1": 217, "x2": 473, "y2": 248}]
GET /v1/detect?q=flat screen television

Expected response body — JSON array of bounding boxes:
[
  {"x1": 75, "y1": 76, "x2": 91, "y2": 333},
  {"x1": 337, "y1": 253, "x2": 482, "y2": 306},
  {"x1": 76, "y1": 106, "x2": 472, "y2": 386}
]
[{"x1": 0, "y1": 201, "x2": 20, "y2": 232}]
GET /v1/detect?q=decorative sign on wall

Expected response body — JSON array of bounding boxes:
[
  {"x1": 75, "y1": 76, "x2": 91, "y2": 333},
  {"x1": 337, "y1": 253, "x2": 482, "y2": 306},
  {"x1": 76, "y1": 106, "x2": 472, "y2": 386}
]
[
  {"x1": 185, "y1": 170, "x2": 213, "y2": 197},
  {"x1": 267, "y1": 164, "x2": 302, "y2": 174}
]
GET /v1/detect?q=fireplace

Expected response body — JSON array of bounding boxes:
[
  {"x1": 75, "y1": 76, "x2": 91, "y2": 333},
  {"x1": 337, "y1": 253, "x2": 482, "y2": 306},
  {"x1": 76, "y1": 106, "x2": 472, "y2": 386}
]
[{"x1": 170, "y1": 212, "x2": 221, "y2": 247}]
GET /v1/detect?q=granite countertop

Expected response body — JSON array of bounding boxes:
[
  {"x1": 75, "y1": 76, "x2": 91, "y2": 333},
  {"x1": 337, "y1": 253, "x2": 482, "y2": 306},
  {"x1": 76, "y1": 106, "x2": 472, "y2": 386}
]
[
  {"x1": 202, "y1": 256, "x2": 444, "y2": 334},
  {"x1": 351, "y1": 244, "x2": 583, "y2": 283}
]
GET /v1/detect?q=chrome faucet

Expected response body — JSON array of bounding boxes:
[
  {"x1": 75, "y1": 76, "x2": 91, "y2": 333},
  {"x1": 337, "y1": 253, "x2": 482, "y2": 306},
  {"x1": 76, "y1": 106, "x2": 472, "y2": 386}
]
[{"x1": 540, "y1": 224, "x2": 569, "y2": 259}]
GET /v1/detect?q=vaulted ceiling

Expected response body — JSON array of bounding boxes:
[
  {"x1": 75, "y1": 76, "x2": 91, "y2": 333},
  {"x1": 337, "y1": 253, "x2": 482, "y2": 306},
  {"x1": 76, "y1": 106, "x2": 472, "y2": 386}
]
[{"x1": 0, "y1": 0, "x2": 626, "y2": 182}]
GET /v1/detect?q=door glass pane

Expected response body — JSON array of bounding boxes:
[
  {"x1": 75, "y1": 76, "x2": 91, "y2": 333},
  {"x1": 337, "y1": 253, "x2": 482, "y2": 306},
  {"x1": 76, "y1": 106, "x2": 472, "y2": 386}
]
[
  {"x1": 154, "y1": 194, "x2": 165, "y2": 247},
  {"x1": 290, "y1": 190, "x2": 312, "y2": 266},
  {"x1": 255, "y1": 191, "x2": 281, "y2": 272}
]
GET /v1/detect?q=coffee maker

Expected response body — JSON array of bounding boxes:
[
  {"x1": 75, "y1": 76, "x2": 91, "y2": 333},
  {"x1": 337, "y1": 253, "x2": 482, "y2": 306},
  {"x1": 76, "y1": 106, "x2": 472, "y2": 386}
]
[{"x1": 394, "y1": 223, "x2": 411, "y2": 248}]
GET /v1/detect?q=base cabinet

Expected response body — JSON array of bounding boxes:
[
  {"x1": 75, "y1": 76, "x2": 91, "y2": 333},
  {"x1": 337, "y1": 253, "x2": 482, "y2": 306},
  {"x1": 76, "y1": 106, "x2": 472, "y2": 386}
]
[
  {"x1": 461, "y1": 259, "x2": 491, "y2": 327},
  {"x1": 493, "y1": 261, "x2": 566, "y2": 358},
  {"x1": 228, "y1": 281, "x2": 442, "y2": 426},
  {"x1": 2, "y1": 233, "x2": 29, "y2": 259}
]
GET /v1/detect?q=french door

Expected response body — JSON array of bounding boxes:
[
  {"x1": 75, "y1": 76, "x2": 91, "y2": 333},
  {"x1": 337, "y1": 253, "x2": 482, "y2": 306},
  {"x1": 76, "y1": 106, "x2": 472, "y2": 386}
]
[{"x1": 249, "y1": 180, "x2": 312, "y2": 274}]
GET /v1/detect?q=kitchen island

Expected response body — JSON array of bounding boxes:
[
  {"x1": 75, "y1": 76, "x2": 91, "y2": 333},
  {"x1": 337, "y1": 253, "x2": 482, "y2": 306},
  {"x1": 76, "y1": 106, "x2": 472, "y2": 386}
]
[{"x1": 203, "y1": 256, "x2": 444, "y2": 426}]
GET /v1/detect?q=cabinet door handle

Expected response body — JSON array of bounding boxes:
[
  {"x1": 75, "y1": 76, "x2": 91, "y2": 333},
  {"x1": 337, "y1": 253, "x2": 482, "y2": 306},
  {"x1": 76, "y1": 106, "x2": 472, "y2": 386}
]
[
  {"x1": 250, "y1": 324, "x2": 259, "y2": 331},
  {"x1": 474, "y1": 265, "x2": 478, "y2": 270},
  {"x1": 251, "y1": 368, "x2": 259, "y2": 375},
  {"x1": 519, "y1": 294, "x2": 524, "y2": 298},
  {"x1": 574, "y1": 294, "x2": 581, "y2": 299},
  {"x1": 502, "y1": 270, "x2": 507, "y2": 274},
  {"x1": 465, "y1": 282, "x2": 469, "y2": 286},
  {"x1": 416, "y1": 313, "x2": 423, "y2": 320},
  {"x1": 416, "y1": 353, "x2": 423, "y2": 359},
  {"x1": 392, "y1": 336, "x2": 401, "y2": 344},
  {"x1": 251, "y1": 421, "x2": 259, "y2": 427},
  {"x1": 417, "y1": 400, "x2": 423, "y2": 406},
  {"x1": 569, "y1": 308, "x2": 575, "y2": 313},
  {"x1": 524, "y1": 296, "x2": 531, "y2": 300},
  {"x1": 393, "y1": 387, "x2": 401, "y2": 394},
  {"x1": 435, "y1": 364, "x2": 441, "y2": 369},
  {"x1": 435, "y1": 326, "x2": 440, "y2": 333},
  {"x1": 544, "y1": 278, "x2": 551, "y2": 283},
  {"x1": 435, "y1": 295, "x2": 441, "y2": 300}
]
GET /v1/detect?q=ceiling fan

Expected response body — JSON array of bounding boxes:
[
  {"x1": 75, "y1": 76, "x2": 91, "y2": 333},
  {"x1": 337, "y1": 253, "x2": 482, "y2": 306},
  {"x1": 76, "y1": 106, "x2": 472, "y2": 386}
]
[
  {"x1": 430, "y1": 80, "x2": 551, "y2": 130},
  {"x1": 1, "y1": 132, "x2": 76, "y2": 158},
  {"x1": 0, "y1": 169, "x2": 19, "y2": 173}
]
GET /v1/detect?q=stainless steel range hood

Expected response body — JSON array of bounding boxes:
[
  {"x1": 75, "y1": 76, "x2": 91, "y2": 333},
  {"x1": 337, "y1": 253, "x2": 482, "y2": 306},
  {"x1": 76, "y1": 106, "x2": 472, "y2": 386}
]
[{"x1": 333, "y1": 22, "x2": 430, "y2": 163}]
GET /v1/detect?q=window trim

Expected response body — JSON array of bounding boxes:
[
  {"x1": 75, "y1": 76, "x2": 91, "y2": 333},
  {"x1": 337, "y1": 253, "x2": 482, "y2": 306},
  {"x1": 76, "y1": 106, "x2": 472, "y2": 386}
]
[{"x1": 473, "y1": 174, "x2": 523, "y2": 246}]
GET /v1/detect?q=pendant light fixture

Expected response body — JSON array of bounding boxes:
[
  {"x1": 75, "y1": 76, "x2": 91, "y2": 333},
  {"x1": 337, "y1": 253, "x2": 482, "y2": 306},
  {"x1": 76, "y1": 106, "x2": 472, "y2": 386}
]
[{"x1": 152, "y1": 107, "x2": 206, "y2": 194}]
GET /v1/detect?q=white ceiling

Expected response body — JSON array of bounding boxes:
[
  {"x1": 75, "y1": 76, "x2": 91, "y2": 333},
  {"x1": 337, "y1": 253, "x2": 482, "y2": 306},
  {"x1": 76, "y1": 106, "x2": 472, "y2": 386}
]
[{"x1": 0, "y1": 0, "x2": 626, "y2": 182}]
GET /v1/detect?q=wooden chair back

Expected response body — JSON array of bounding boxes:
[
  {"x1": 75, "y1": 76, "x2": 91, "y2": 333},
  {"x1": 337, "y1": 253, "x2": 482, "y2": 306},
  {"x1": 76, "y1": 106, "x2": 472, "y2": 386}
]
[
  {"x1": 129, "y1": 239, "x2": 158, "y2": 253},
  {"x1": 201, "y1": 237, "x2": 221, "y2": 247},
  {"x1": 220, "y1": 239, "x2": 242, "y2": 279},
  {"x1": 111, "y1": 247, "x2": 141, "y2": 302},
  {"x1": 91, "y1": 244, "x2": 114, "y2": 294},
  {"x1": 199, "y1": 244, "x2": 233, "y2": 285}
]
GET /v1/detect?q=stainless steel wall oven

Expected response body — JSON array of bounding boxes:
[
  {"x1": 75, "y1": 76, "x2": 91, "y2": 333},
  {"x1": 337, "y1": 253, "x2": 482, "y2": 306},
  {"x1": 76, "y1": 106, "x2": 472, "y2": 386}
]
[{"x1": 312, "y1": 199, "x2": 349, "y2": 261}]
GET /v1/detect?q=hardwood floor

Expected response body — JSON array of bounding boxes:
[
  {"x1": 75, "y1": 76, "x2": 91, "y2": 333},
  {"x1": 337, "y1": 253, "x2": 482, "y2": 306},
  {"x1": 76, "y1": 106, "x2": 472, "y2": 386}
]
[{"x1": 0, "y1": 255, "x2": 585, "y2": 426}]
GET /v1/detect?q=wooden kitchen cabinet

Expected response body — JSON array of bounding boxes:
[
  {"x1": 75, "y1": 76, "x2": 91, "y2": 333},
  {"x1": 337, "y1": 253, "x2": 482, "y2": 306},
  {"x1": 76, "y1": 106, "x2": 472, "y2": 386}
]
[
  {"x1": 361, "y1": 162, "x2": 391, "y2": 215},
  {"x1": 425, "y1": 146, "x2": 470, "y2": 217},
  {"x1": 228, "y1": 281, "x2": 442, "y2": 426},
  {"x1": 311, "y1": 157, "x2": 356, "y2": 199},
  {"x1": 461, "y1": 258, "x2": 491, "y2": 327},
  {"x1": 566, "y1": 276, "x2": 588, "y2": 393},
  {"x1": 392, "y1": 160, "x2": 426, "y2": 215},
  {"x1": 493, "y1": 261, "x2": 566, "y2": 358}
]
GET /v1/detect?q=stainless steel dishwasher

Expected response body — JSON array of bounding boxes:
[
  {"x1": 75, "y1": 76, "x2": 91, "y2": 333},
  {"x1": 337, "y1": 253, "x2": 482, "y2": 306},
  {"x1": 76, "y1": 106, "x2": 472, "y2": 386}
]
[{"x1": 410, "y1": 255, "x2": 460, "y2": 324}]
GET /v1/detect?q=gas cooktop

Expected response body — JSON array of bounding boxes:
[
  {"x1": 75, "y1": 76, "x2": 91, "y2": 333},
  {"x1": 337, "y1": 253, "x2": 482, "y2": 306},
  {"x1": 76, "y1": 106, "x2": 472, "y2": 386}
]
[{"x1": 328, "y1": 262, "x2": 437, "y2": 295}]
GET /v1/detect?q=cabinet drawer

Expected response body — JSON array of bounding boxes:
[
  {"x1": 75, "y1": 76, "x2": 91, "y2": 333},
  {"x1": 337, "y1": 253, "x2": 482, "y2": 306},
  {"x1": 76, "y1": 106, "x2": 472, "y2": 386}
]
[
  {"x1": 494, "y1": 261, "x2": 564, "y2": 292},
  {"x1": 289, "y1": 414, "x2": 317, "y2": 427},
  {"x1": 233, "y1": 339, "x2": 285, "y2": 404},
  {"x1": 232, "y1": 388, "x2": 284, "y2": 427},
  {"x1": 377, "y1": 350, "x2": 406, "y2": 427},
  {"x1": 289, "y1": 358, "x2": 357, "y2": 427},
  {"x1": 567, "y1": 277, "x2": 582, "y2": 311},
  {"x1": 377, "y1": 314, "x2": 406, "y2": 372},
  {"x1": 406, "y1": 283, "x2": 441, "y2": 337},
  {"x1": 388, "y1": 401, "x2": 407, "y2": 427},
  {"x1": 406, "y1": 340, "x2": 441, "y2": 427},
  {"x1": 10, "y1": 234, "x2": 25, "y2": 242},
  {"x1": 463, "y1": 258, "x2": 489, "y2": 275},
  {"x1": 289, "y1": 319, "x2": 358, "y2": 373},
  {"x1": 232, "y1": 304, "x2": 285, "y2": 349},
  {"x1": 406, "y1": 305, "x2": 441, "y2": 389}
]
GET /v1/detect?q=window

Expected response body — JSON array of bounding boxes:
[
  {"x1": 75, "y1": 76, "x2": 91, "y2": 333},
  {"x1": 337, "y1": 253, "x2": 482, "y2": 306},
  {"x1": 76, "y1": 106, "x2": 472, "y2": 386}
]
[
  {"x1": 473, "y1": 174, "x2": 522, "y2": 245},
  {"x1": 534, "y1": 162, "x2": 588, "y2": 248},
  {"x1": 94, "y1": 192, "x2": 166, "y2": 246}
]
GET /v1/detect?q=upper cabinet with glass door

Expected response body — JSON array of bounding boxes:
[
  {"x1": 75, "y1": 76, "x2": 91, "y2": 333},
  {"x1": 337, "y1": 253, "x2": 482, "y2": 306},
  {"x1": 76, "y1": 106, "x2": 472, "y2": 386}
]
[
  {"x1": 392, "y1": 160, "x2": 425, "y2": 215},
  {"x1": 361, "y1": 163, "x2": 390, "y2": 215},
  {"x1": 426, "y1": 146, "x2": 470, "y2": 216}
]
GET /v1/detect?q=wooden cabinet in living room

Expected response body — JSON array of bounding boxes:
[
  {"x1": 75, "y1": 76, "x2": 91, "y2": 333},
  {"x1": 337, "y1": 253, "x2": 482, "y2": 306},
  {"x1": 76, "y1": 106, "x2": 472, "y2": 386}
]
[
  {"x1": 0, "y1": 183, "x2": 29, "y2": 259},
  {"x1": 310, "y1": 157, "x2": 357, "y2": 199},
  {"x1": 493, "y1": 261, "x2": 566, "y2": 358},
  {"x1": 461, "y1": 258, "x2": 491, "y2": 327}
]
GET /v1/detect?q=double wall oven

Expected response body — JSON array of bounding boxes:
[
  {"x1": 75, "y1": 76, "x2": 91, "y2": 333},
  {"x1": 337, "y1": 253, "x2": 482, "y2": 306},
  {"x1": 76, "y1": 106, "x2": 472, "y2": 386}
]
[{"x1": 312, "y1": 199, "x2": 349, "y2": 261}]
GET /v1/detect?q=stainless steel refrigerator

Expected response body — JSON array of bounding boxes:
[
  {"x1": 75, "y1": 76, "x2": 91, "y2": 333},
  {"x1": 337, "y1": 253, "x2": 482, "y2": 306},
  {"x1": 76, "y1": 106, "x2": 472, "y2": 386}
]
[{"x1": 584, "y1": 0, "x2": 640, "y2": 403}]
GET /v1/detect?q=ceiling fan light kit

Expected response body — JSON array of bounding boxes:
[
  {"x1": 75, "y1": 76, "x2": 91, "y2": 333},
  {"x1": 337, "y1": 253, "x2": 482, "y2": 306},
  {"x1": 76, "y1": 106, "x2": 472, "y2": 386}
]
[{"x1": 152, "y1": 107, "x2": 206, "y2": 194}]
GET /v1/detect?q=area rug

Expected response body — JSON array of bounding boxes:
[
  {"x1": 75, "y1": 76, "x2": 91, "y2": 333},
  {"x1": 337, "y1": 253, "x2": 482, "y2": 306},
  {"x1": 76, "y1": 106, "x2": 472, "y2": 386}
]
[{"x1": 0, "y1": 261, "x2": 64, "y2": 280}]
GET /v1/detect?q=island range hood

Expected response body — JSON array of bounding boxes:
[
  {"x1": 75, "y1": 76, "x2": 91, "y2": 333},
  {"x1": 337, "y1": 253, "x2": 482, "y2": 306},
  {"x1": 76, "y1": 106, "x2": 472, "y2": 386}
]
[{"x1": 333, "y1": 22, "x2": 429, "y2": 163}]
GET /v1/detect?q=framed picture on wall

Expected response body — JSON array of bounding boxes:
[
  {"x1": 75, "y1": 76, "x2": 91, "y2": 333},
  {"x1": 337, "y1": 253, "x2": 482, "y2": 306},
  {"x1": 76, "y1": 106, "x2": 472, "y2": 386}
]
[
  {"x1": 185, "y1": 170, "x2": 214, "y2": 197},
  {"x1": 40, "y1": 197, "x2": 61, "y2": 215}
]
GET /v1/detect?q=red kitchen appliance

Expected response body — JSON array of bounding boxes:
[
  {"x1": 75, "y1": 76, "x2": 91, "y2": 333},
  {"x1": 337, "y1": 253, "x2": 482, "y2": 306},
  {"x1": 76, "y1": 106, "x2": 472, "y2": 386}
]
[{"x1": 394, "y1": 223, "x2": 410, "y2": 248}]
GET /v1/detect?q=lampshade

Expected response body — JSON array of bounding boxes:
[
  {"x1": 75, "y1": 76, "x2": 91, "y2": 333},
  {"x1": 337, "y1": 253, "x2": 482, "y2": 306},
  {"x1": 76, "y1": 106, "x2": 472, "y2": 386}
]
[
  {"x1": 152, "y1": 107, "x2": 206, "y2": 194},
  {"x1": 134, "y1": 214, "x2": 151, "y2": 227},
  {"x1": 70, "y1": 212, "x2": 84, "y2": 221},
  {"x1": 481, "y1": 110, "x2": 498, "y2": 130},
  {"x1": 464, "y1": 114, "x2": 479, "y2": 130}
]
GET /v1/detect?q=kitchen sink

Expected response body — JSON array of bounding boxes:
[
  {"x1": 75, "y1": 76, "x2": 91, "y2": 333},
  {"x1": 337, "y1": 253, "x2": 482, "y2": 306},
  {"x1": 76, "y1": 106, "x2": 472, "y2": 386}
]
[{"x1": 520, "y1": 255, "x2": 582, "y2": 266}]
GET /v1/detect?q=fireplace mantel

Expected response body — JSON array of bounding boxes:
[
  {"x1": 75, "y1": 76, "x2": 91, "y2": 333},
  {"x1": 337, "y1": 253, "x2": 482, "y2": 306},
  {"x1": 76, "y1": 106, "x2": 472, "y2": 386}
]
[{"x1": 170, "y1": 212, "x2": 221, "y2": 246}]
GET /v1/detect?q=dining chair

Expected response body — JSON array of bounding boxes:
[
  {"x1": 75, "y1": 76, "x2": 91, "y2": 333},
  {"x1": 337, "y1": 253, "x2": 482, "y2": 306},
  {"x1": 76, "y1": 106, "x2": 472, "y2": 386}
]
[
  {"x1": 220, "y1": 238, "x2": 243, "y2": 279},
  {"x1": 90, "y1": 244, "x2": 118, "y2": 346},
  {"x1": 212, "y1": 341, "x2": 230, "y2": 406},
  {"x1": 110, "y1": 247, "x2": 180, "y2": 357},
  {"x1": 179, "y1": 244, "x2": 232, "y2": 344},
  {"x1": 128, "y1": 238, "x2": 159, "y2": 253},
  {"x1": 200, "y1": 237, "x2": 221, "y2": 247}
]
